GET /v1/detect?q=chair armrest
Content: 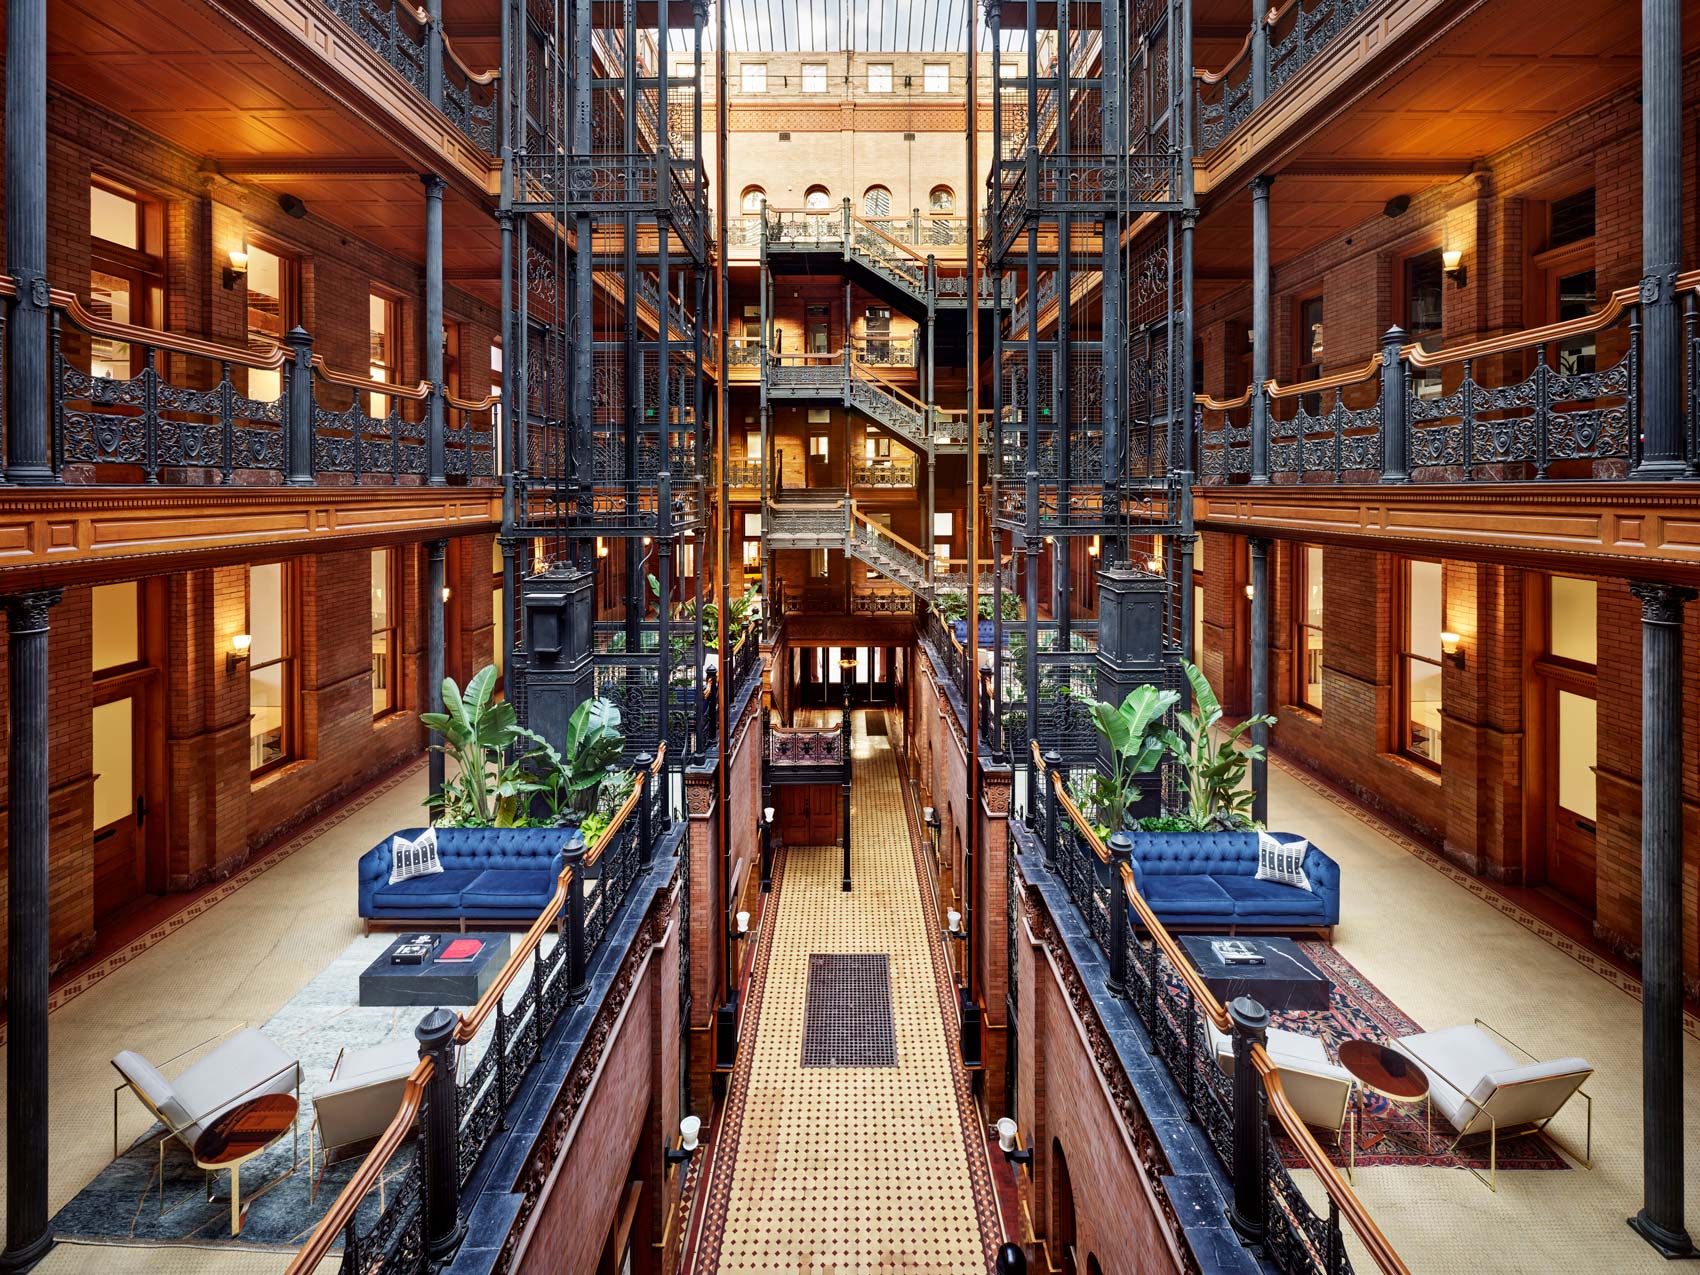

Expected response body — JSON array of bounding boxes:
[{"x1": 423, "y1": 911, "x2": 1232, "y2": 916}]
[
  {"x1": 173, "y1": 1058, "x2": 302, "y2": 1134},
  {"x1": 1300, "y1": 845, "x2": 1340, "y2": 919}
]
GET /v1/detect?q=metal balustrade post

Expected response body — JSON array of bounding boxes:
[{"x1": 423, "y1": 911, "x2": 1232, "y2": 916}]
[
  {"x1": 415, "y1": 1008, "x2": 465, "y2": 1262},
  {"x1": 563, "y1": 829, "x2": 589, "y2": 1000},
  {"x1": 1042, "y1": 753, "x2": 1061, "y2": 870},
  {"x1": 4, "y1": 0, "x2": 54, "y2": 487},
  {"x1": 1378, "y1": 326, "x2": 1410, "y2": 482},
  {"x1": 425, "y1": 0, "x2": 445, "y2": 108},
  {"x1": 427, "y1": 540, "x2": 446, "y2": 804},
  {"x1": 424, "y1": 174, "x2": 447, "y2": 485},
  {"x1": 1106, "y1": 833, "x2": 1133, "y2": 997},
  {"x1": 1228, "y1": 996, "x2": 1270, "y2": 1245},
  {"x1": 1634, "y1": 0, "x2": 1686, "y2": 478},
  {"x1": 1249, "y1": 176, "x2": 1272, "y2": 484},
  {"x1": 1248, "y1": 0, "x2": 1269, "y2": 106},
  {"x1": 635, "y1": 752, "x2": 654, "y2": 863},
  {"x1": 1249, "y1": 537, "x2": 1270, "y2": 826},
  {"x1": 285, "y1": 326, "x2": 315, "y2": 485},
  {"x1": 1629, "y1": 581, "x2": 1698, "y2": 1258}
]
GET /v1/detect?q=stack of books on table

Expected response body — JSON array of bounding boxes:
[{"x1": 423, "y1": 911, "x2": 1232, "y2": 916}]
[{"x1": 436, "y1": 939, "x2": 484, "y2": 964}]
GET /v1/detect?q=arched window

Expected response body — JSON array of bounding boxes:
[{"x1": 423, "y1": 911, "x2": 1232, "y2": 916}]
[
  {"x1": 804, "y1": 185, "x2": 831, "y2": 210},
  {"x1": 1052, "y1": 1139, "x2": 1079, "y2": 1275},
  {"x1": 740, "y1": 186, "x2": 766, "y2": 213},
  {"x1": 862, "y1": 185, "x2": 892, "y2": 218},
  {"x1": 929, "y1": 185, "x2": 955, "y2": 213}
]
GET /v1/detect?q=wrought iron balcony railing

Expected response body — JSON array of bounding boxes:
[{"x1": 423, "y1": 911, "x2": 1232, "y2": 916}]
[
  {"x1": 322, "y1": 0, "x2": 499, "y2": 154},
  {"x1": 16, "y1": 284, "x2": 496, "y2": 486},
  {"x1": 1027, "y1": 751, "x2": 1410, "y2": 1275},
  {"x1": 284, "y1": 749, "x2": 673, "y2": 1275},
  {"x1": 1199, "y1": 274, "x2": 1700, "y2": 484},
  {"x1": 851, "y1": 458, "x2": 917, "y2": 487}
]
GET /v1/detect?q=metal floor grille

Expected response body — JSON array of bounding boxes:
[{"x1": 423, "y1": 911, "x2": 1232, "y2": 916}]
[{"x1": 801, "y1": 953, "x2": 897, "y2": 1067}]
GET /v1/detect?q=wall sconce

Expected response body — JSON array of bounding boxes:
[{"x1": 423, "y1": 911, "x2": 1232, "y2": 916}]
[
  {"x1": 732, "y1": 910, "x2": 751, "y2": 941},
  {"x1": 1440, "y1": 631, "x2": 1467, "y2": 669},
  {"x1": 440, "y1": 585, "x2": 452, "y2": 603},
  {"x1": 222, "y1": 249, "x2": 249, "y2": 290},
  {"x1": 596, "y1": 537, "x2": 609, "y2": 558},
  {"x1": 665, "y1": 1115, "x2": 701, "y2": 1167},
  {"x1": 227, "y1": 633, "x2": 252, "y2": 674},
  {"x1": 1087, "y1": 536, "x2": 1100, "y2": 558},
  {"x1": 1442, "y1": 249, "x2": 1467, "y2": 288},
  {"x1": 945, "y1": 908, "x2": 968, "y2": 942},
  {"x1": 1244, "y1": 583, "x2": 1255, "y2": 600},
  {"x1": 996, "y1": 1117, "x2": 1033, "y2": 1167},
  {"x1": 763, "y1": 806, "x2": 775, "y2": 824}
]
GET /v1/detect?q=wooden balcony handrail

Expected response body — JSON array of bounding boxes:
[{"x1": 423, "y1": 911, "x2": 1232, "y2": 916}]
[
  {"x1": 442, "y1": 33, "x2": 500, "y2": 85},
  {"x1": 311, "y1": 357, "x2": 432, "y2": 401},
  {"x1": 850, "y1": 212, "x2": 930, "y2": 263},
  {"x1": 582, "y1": 744, "x2": 666, "y2": 870},
  {"x1": 1194, "y1": 0, "x2": 1298, "y2": 86},
  {"x1": 1263, "y1": 352, "x2": 1384, "y2": 400},
  {"x1": 851, "y1": 507, "x2": 929, "y2": 562},
  {"x1": 284, "y1": 1058, "x2": 434, "y2": 1274},
  {"x1": 853, "y1": 361, "x2": 931, "y2": 412},
  {"x1": 1050, "y1": 769, "x2": 1112, "y2": 867},
  {"x1": 1196, "y1": 387, "x2": 1253, "y2": 412}
]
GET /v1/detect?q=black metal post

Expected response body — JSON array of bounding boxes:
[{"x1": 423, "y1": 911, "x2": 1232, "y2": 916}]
[
  {"x1": 841, "y1": 666, "x2": 853, "y2": 892},
  {"x1": 759, "y1": 817, "x2": 773, "y2": 893},
  {"x1": 1249, "y1": 176, "x2": 1272, "y2": 485},
  {"x1": 1633, "y1": 0, "x2": 1686, "y2": 478},
  {"x1": 1249, "y1": 536, "x2": 1270, "y2": 826},
  {"x1": 424, "y1": 174, "x2": 447, "y2": 486},
  {"x1": 427, "y1": 540, "x2": 446, "y2": 803},
  {"x1": 563, "y1": 827, "x2": 588, "y2": 999},
  {"x1": 1, "y1": 590, "x2": 60, "y2": 1274},
  {"x1": 995, "y1": 1242, "x2": 1028, "y2": 1275},
  {"x1": 1228, "y1": 995, "x2": 1270, "y2": 1244},
  {"x1": 1106, "y1": 832, "x2": 1133, "y2": 997},
  {"x1": 425, "y1": 0, "x2": 445, "y2": 107},
  {"x1": 635, "y1": 752, "x2": 654, "y2": 863},
  {"x1": 1043, "y1": 750, "x2": 1061, "y2": 871},
  {"x1": 3, "y1": 0, "x2": 52, "y2": 485},
  {"x1": 284, "y1": 325, "x2": 314, "y2": 485},
  {"x1": 1378, "y1": 327, "x2": 1410, "y2": 483},
  {"x1": 1248, "y1": 0, "x2": 1269, "y2": 106},
  {"x1": 1628, "y1": 582, "x2": 1697, "y2": 1258},
  {"x1": 415, "y1": 1007, "x2": 465, "y2": 1262}
]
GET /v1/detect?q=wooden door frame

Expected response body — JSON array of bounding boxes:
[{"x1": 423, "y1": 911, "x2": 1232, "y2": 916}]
[
  {"x1": 91, "y1": 576, "x2": 169, "y2": 897},
  {"x1": 1520, "y1": 573, "x2": 1599, "y2": 894}
]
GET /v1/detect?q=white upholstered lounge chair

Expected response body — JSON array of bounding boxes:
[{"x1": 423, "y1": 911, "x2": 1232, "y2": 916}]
[
  {"x1": 309, "y1": 1039, "x2": 420, "y2": 1202},
  {"x1": 1391, "y1": 1018, "x2": 1592, "y2": 1190},
  {"x1": 1206, "y1": 1020, "x2": 1355, "y2": 1135}
]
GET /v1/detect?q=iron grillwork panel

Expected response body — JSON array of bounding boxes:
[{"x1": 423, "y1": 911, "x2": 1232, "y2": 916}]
[{"x1": 801, "y1": 953, "x2": 897, "y2": 1068}]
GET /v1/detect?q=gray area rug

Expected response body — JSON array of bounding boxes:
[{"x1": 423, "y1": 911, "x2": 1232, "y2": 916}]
[{"x1": 51, "y1": 932, "x2": 544, "y2": 1251}]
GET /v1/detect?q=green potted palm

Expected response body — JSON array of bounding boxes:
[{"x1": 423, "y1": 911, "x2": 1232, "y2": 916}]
[{"x1": 1086, "y1": 683, "x2": 1180, "y2": 831}]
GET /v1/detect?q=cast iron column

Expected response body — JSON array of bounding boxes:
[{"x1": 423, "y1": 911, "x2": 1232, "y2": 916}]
[
  {"x1": 1248, "y1": 0, "x2": 1269, "y2": 106},
  {"x1": 4, "y1": 0, "x2": 54, "y2": 484},
  {"x1": 415, "y1": 1008, "x2": 465, "y2": 1261},
  {"x1": 424, "y1": 174, "x2": 447, "y2": 485},
  {"x1": 425, "y1": 0, "x2": 445, "y2": 107},
  {"x1": 427, "y1": 540, "x2": 446, "y2": 804},
  {"x1": 1633, "y1": 0, "x2": 1686, "y2": 478},
  {"x1": 1628, "y1": 581, "x2": 1697, "y2": 1257},
  {"x1": 1249, "y1": 176, "x2": 1273, "y2": 484},
  {"x1": 2, "y1": 589, "x2": 61, "y2": 1274},
  {"x1": 1249, "y1": 536, "x2": 1270, "y2": 826},
  {"x1": 841, "y1": 668, "x2": 853, "y2": 892},
  {"x1": 1228, "y1": 995, "x2": 1270, "y2": 1244}
]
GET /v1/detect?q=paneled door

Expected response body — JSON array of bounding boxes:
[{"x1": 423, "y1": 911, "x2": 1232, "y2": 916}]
[
  {"x1": 777, "y1": 785, "x2": 838, "y2": 846},
  {"x1": 91, "y1": 690, "x2": 145, "y2": 925},
  {"x1": 1542, "y1": 673, "x2": 1598, "y2": 912}
]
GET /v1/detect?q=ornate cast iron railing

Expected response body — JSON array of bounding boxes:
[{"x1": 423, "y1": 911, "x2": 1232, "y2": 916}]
[
  {"x1": 1198, "y1": 274, "x2": 1700, "y2": 483},
  {"x1": 1031, "y1": 751, "x2": 1409, "y2": 1275},
  {"x1": 285, "y1": 750, "x2": 670, "y2": 1275},
  {"x1": 43, "y1": 287, "x2": 495, "y2": 485},
  {"x1": 1193, "y1": 0, "x2": 1378, "y2": 156},
  {"x1": 765, "y1": 725, "x2": 846, "y2": 768},
  {"x1": 851, "y1": 458, "x2": 917, "y2": 487}
]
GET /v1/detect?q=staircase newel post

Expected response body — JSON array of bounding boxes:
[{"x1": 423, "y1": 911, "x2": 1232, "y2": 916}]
[
  {"x1": 415, "y1": 1008, "x2": 466, "y2": 1262},
  {"x1": 1228, "y1": 996, "x2": 1271, "y2": 1244},
  {"x1": 1106, "y1": 832, "x2": 1132, "y2": 997}
]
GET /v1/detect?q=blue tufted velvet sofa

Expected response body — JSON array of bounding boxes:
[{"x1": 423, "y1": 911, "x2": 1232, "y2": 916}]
[
  {"x1": 358, "y1": 828, "x2": 569, "y2": 929},
  {"x1": 1127, "y1": 831, "x2": 1340, "y2": 935}
]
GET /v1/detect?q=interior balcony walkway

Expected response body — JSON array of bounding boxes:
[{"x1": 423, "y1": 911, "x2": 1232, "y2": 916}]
[{"x1": 684, "y1": 710, "x2": 1003, "y2": 1271}]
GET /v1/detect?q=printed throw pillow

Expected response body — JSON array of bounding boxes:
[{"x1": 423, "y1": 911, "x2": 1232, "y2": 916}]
[
  {"x1": 389, "y1": 827, "x2": 444, "y2": 885},
  {"x1": 1254, "y1": 831, "x2": 1312, "y2": 892}
]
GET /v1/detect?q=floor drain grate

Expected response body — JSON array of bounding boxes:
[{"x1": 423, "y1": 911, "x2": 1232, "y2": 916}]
[{"x1": 801, "y1": 953, "x2": 897, "y2": 1067}]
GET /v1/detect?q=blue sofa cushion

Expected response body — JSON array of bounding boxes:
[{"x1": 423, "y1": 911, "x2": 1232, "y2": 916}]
[
  {"x1": 1131, "y1": 831, "x2": 1261, "y2": 878},
  {"x1": 368, "y1": 870, "x2": 483, "y2": 911},
  {"x1": 461, "y1": 869, "x2": 557, "y2": 910},
  {"x1": 1140, "y1": 874, "x2": 1235, "y2": 920},
  {"x1": 1217, "y1": 876, "x2": 1328, "y2": 920}
]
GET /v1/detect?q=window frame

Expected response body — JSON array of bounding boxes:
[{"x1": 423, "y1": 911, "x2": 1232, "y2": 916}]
[
  {"x1": 740, "y1": 63, "x2": 767, "y2": 93},
  {"x1": 803, "y1": 185, "x2": 832, "y2": 211},
  {"x1": 1397, "y1": 557, "x2": 1444, "y2": 769},
  {"x1": 242, "y1": 237, "x2": 301, "y2": 402},
  {"x1": 740, "y1": 185, "x2": 766, "y2": 214},
  {"x1": 371, "y1": 547, "x2": 400, "y2": 719},
  {"x1": 1293, "y1": 543, "x2": 1323, "y2": 713},
  {"x1": 247, "y1": 561, "x2": 299, "y2": 778},
  {"x1": 368, "y1": 290, "x2": 401, "y2": 417},
  {"x1": 928, "y1": 185, "x2": 956, "y2": 214},
  {"x1": 801, "y1": 63, "x2": 827, "y2": 93},
  {"x1": 923, "y1": 63, "x2": 950, "y2": 93},
  {"x1": 867, "y1": 63, "x2": 893, "y2": 93},
  {"x1": 88, "y1": 178, "x2": 167, "y2": 380}
]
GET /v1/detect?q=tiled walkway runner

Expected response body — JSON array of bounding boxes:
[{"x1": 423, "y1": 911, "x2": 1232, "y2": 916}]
[{"x1": 692, "y1": 713, "x2": 999, "y2": 1271}]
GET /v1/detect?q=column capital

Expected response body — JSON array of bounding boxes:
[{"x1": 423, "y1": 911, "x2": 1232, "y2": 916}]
[
  {"x1": 1247, "y1": 533, "x2": 1272, "y2": 550},
  {"x1": 420, "y1": 172, "x2": 446, "y2": 197},
  {"x1": 1630, "y1": 581, "x2": 1697, "y2": 625},
  {"x1": 1248, "y1": 173, "x2": 1274, "y2": 198},
  {"x1": 2, "y1": 589, "x2": 61, "y2": 633}
]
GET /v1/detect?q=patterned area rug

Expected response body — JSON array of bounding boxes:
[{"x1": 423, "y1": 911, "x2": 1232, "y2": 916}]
[{"x1": 1265, "y1": 942, "x2": 1570, "y2": 1173}]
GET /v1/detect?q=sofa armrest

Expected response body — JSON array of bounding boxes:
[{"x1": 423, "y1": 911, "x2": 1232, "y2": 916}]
[
  {"x1": 1300, "y1": 844, "x2": 1340, "y2": 924},
  {"x1": 358, "y1": 841, "x2": 397, "y2": 917}
]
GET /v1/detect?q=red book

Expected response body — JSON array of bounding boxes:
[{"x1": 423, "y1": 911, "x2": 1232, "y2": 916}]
[{"x1": 437, "y1": 939, "x2": 484, "y2": 962}]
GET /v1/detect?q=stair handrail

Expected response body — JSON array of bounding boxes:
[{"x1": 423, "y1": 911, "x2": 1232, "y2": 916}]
[{"x1": 851, "y1": 505, "x2": 931, "y2": 566}]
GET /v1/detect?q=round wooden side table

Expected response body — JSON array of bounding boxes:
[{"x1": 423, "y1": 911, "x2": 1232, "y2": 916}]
[
  {"x1": 1338, "y1": 1040, "x2": 1430, "y2": 1181},
  {"x1": 193, "y1": 1093, "x2": 299, "y2": 1234}
]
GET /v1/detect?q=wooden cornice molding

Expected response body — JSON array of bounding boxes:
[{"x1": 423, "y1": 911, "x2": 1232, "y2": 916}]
[
  {"x1": 1194, "y1": 483, "x2": 1700, "y2": 584},
  {"x1": 1193, "y1": 0, "x2": 1488, "y2": 201},
  {"x1": 0, "y1": 487, "x2": 500, "y2": 588},
  {"x1": 207, "y1": 0, "x2": 500, "y2": 201},
  {"x1": 204, "y1": 157, "x2": 424, "y2": 179}
]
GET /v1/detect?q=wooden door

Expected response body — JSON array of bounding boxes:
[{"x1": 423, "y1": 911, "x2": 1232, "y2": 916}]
[
  {"x1": 1543, "y1": 677, "x2": 1598, "y2": 911},
  {"x1": 777, "y1": 785, "x2": 838, "y2": 845},
  {"x1": 91, "y1": 692, "x2": 145, "y2": 925}
]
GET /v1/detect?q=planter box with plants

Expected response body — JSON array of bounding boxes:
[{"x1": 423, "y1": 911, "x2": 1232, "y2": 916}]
[
  {"x1": 358, "y1": 667, "x2": 636, "y2": 927},
  {"x1": 1073, "y1": 663, "x2": 1340, "y2": 936}
]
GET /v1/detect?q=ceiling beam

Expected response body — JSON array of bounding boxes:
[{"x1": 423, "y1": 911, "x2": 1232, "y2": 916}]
[
  {"x1": 1278, "y1": 158, "x2": 1478, "y2": 180},
  {"x1": 203, "y1": 157, "x2": 422, "y2": 179}
]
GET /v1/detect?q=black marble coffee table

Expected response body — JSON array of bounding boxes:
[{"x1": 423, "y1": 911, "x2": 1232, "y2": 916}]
[
  {"x1": 358, "y1": 933, "x2": 513, "y2": 1007},
  {"x1": 1176, "y1": 935, "x2": 1331, "y2": 1012}
]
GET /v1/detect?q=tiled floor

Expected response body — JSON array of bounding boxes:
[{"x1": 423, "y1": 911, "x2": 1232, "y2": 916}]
[{"x1": 693, "y1": 712, "x2": 999, "y2": 1272}]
